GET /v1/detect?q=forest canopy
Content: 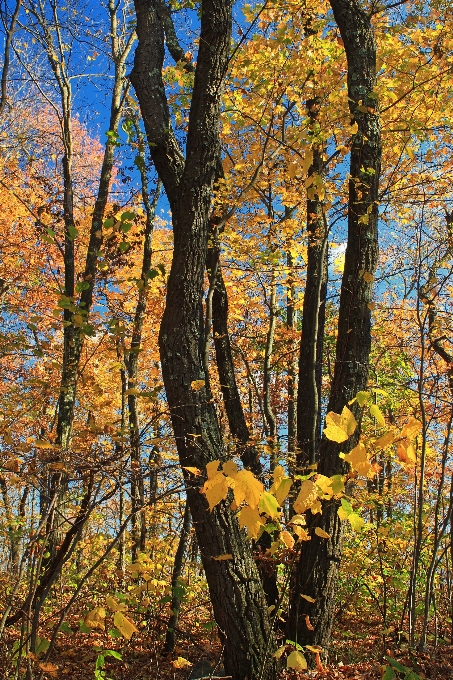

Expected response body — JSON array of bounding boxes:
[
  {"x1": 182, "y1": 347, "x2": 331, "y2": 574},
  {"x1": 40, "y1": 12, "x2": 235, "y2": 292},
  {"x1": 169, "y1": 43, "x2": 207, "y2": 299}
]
[{"x1": 0, "y1": 0, "x2": 452, "y2": 678}]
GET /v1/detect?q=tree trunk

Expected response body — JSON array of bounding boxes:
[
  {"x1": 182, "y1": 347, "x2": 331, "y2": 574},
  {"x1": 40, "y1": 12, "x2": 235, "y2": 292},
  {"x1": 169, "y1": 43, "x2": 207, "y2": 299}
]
[
  {"x1": 131, "y1": 0, "x2": 276, "y2": 676},
  {"x1": 288, "y1": 0, "x2": 381, "y2": 652},
  {"x1": 164, "y1": 501, "x2": 192, "y2": 653},
  {"x1": 297, "y1": 98, "x2": 328, "y2": 470}
]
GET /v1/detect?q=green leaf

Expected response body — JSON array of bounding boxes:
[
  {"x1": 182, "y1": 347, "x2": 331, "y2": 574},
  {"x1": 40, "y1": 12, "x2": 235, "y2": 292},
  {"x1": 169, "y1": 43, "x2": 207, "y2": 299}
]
[
  {"x1": 104, "y1": 650, "x2": 122, "y2": 660},
  {"x1": 79, "y1": 620, "x2": 91, "y2": 633},
  {"x1": 104, "y1": 217, "x2": 115, "y2": 229},
  {"x1": 119, "y1": 242, "x2": 130, "y2": 253},
  {"x1": 108, "y1": 628, "x2": 123, "y2": 638},
  {"x1": 59, "y1": 622, "x2": 73, "y2": 633},
  {"x1": 258, "y1": 491, "x2": 280, "y2": 519},
  {"x1": 121, "y1": 211, "x2": 135, "y2": 222},
  {"x1": 67, "y1": 225, "x2": 78, "y2": 240}
]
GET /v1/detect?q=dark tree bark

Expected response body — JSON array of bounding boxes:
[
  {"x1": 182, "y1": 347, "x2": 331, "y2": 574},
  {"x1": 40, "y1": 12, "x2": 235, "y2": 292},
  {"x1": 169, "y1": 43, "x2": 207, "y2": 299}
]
[
  {"x1": 131, "y1": 1, "x2": 276, "y2": 677},
  {"x1": 288, "y1": 0, "x2": 381, "y2": 651},
  {"x1": 297, "y1": 98, "x2": 328, "y2": 470},
  {"x1": 164, "y1": 501, "x2": 192, "y2": 653}
]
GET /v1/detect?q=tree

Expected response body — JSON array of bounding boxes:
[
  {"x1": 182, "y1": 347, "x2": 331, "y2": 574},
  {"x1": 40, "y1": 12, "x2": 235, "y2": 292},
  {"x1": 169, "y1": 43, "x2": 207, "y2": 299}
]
[{"x1": 130, "y1": 0, "x2": 276, "y2": 677}]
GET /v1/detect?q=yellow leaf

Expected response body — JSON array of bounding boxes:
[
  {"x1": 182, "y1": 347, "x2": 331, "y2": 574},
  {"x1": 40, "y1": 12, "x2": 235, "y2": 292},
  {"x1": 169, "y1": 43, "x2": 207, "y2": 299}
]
[
  {"x1": 213, "y1": 553, "x2": 233, "y2": 561},
  {"x1": 293, "y1": 480, "x2": 317, "y2": 514},
  {"x1": 401, "y1": 417, "x2": 422, "y2": 440},
  {"x1": 324, "y1": 406, "x2": 357, "y2": 443},
  {"x1": 84, "y1": 607, "x2": 106, "y2": 630},
  {"x1": 300, "y1": 594, "x2": 316, "y2": 602},
  {"x1": 343, "y1": 442, "x2": 371, "y2": 476},
  {"x1": 370, "y1": 404, "x2": 385, "y2": 426},
  {"x1": 275, "y1": 477, "x2": 292, "y2": 506},
  {"x1": 125, "y1": 388, "x2": 140, "y2": 396},
  {"x1": 305, "y1": 645, "x2": 323, "y2": 653},
  {"x1": 368, "y1": 302, "x2": 376, "y2": 310},
  {"x1": 280, "y1": 531, "x2": 295, "y2": 550},
  {"x1": 222, "y1": 460, "x2": 238, "y2": 478},
  {"x1": 238, "y1": 505, "x2": 264, "y2": 539},
  {"x1": 350, "y1": 121, "x2": 359, "y2": 134},
  {"x1": 287, "y1": 650, "x2": 307, "y2": 670},
  {"x1": 206, "y1": 460, "x2": 221, "y2": 479},
  {"x1": 191, "y1": 379, "x2": 205, "y2": 391},
  {"x1": 183, "y1": 466, "x2": 202, "y2": 476},
  {"x1": 233, "y1": 469, "x2": 263, "y2": 509},
  {"x1": 374, "y1": 430, "x2": 395, "y2": 449},
  {"x1": 397, "y1": 441, "x2": 416, "y2": 466},
  {"x1": 34, "y1": 439, "x2": 53, "y2": 449},
  {"x1": 113, "y1": 611, "x2": 138, "y2": 640},
  {"x1": 289, "y1": 514, "x2": 306, "y2": 526},
  {"x1": 302, "y1": 148, "x2": 313, "y2": 173},
  {"x1": 171, "y1": 657, "x2": 192, "y2": 669},
  {"x1": 273, "y1": 645, "x2": 287, "y2": 660},
  {"x1": 293, "y1": 525, "x2": 310, "y2": 541},
  {"x1": 348, "y1": 513, "x2": 365, "y2": 531},
  {"x1": 315, "y1": 475, "x2": 334, "y2": 499},
  {"x1": 362, "y1": 271, "x2": 374, "y2": 283},
  {"x1": 311, "y1": 499, "x2": 322, "y2": 514},
  {"x1": 106, "y1": 596, "x2": 128, "y2": 612},
  {"x1": 315, "y1": 527, "x2": 330, "y2": 539},
  {"x1": 202, "y1": 472, "x2": 229, "y2": 511},
  {"x1": 337, "y1": 506, "x2": 349, "y2": 521},
  {"x1": 272, "y1": 464, "x2": 285, "y2": 487}
]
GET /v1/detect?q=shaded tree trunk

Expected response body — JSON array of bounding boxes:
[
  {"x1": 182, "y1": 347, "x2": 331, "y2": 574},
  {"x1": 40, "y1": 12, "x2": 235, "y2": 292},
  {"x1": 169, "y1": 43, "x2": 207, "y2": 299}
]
[
  {"x1": 288, "y1": 0, "x2": 381, "y2": 651},
  {"x1": 131, "y1": 0, "x2": 276, "y2": 677},
  {"x1": 164, "y1": 501, "x2": 192, "y2": 653}
]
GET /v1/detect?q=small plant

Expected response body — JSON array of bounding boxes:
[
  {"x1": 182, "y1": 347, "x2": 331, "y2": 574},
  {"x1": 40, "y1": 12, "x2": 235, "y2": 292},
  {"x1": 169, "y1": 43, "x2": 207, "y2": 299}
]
[
  {"x1": 383, "y1": 656, "x2": 422, "y2": 680},
  {"x1": 93, "y1": 647, "x2": 122, "y2": 680}
]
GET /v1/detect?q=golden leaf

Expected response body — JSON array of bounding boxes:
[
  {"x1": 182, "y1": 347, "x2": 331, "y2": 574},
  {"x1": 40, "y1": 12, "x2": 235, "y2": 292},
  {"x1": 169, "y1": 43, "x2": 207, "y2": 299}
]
[
  {"x1": 293, "y1": 525, "x2": 310, "y2": 541},
  {"x1": 280, "y1": 531, "x2": 295, "y2": 550},
  {"x1": 343, "y1": 442, "x2": 371, "y2": 476},
  {"x1": 401, "y1": 417, "x2": 422, "y2": 440},
  {"x1": 258, "y1": 491, "x2": 280, "y2": 519},
  {"x1": 233, "y1": 469, "x2": 263, "y2": 509},
  {"x1": 293, "y1": 480, "x2": 317, "y2": 514},
  {"x1": 202, "y1": 472, "x2": 230, "y2": 511},
  {"x1": 238, "y1": 505, "x2": 264, "y2": 539},
  {"x1": 213, "y1": 554, "x2": 233, "y2": 561},
  {"x1": 183, "y1": 466, "x2": 202, "y2": 476},
  {"x1": 287, "y1": 650, "x2": 307, "y2": 670},
  {"x1": 191, "y1": 379, "x2": 205, "y2": 391},
  {"x1": 314, "y1": 527, "x2": 330, "y2": 539},
  {"x1": 374, "y1": 430, "x2": 395, "y2": 449},
  {"x1": 222, "y1": 460, "x2": 238, "y2": 478},
  {"x1": 84, "y1": 607, "x2": 106, "y2": 630},
  {"x1": 300, "y1": 594, "x2": 316, "y2": 602},
  {"x1": 106, "y1": 596, "x2": 128, "y2": 612},
  {"x1": 171, "y1": 657, "x2": 192, "y2": 669},
  {"x1": 113, "y1": 611, "x2": 138, "y2": 640},
  {"x1": 34, "y1": 439, "x2": 53, "y2": 449},
  {"x1": 324, "y1": 406, "x2": 357, "y2": 443}
]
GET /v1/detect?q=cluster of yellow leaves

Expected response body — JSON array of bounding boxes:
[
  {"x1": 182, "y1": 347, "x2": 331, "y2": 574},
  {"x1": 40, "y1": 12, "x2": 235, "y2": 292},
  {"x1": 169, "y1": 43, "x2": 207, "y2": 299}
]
[{"x1": 84, "y1": 595, "x2": 138, "y2": 640}]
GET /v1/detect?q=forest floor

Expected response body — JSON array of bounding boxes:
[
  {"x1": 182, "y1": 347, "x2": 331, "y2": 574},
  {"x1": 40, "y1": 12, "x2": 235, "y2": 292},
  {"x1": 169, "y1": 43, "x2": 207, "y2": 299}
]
[{"x1": 4, "y1": 613, "x2": 453, "y2": 680}]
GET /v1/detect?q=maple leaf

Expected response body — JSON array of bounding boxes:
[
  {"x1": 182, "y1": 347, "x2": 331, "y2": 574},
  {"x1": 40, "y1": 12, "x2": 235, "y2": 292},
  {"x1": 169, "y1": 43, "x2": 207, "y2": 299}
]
[
  {"x1": 293, "y1": 480, "x2": 317, "y2": 514},
  {"x1": 232, "y1": 469, "x2": 263, "y2": 509},
  {"x1": 239, "y1": 505, "x2": 264, "y2": 539},
  {"x1": 342, "y1": 442, "x2": 371, "y2": 476}
]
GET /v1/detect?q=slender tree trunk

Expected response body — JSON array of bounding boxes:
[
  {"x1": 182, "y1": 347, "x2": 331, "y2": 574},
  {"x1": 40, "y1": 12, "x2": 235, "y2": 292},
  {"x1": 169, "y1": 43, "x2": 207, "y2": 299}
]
[
  {"x1": 297, "y1": 98, "x2": 328, "y2": 470},
  {"x1": 288, "y1": 0, "x2": 381, "y2": 651},
  {"x1": 164, "y1": 501, "x2": 192, "y2": 653}
]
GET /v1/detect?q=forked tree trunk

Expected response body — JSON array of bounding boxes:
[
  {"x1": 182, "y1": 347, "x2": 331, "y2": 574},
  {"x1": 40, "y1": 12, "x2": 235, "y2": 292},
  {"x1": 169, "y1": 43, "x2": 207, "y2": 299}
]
[
  {"x1": 131, "y1": 0, "x2": 276, "y2": 677},
  {"x1": 288, "y1": 0, "x2": 381, "y2": 651}
]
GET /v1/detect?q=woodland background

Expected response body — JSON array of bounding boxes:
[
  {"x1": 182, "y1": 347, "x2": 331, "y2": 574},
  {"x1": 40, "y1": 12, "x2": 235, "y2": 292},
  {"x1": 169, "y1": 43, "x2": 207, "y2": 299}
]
[{"x1": 0, "y1": 0, "x2": 452, "y2": 678}]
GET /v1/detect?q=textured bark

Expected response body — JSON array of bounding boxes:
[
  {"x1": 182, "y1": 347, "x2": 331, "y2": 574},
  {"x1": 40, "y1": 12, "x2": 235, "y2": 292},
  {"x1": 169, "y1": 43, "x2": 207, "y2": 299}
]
[
  {"x1": 206, "y1": 242, "x2": 261, "y2": 476},
  {"x1": 131, "y1": 1, "x2": 275, "y2": 677},
  {"x1": 297, "y1": 99, "x2": 328, "y2": 469},
  {"x1": 288, "y1": 0, "x2": 381, "y2": 651},
  {"x1": 164, "y1": 501, "x2": 192, "y2": 653}
]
